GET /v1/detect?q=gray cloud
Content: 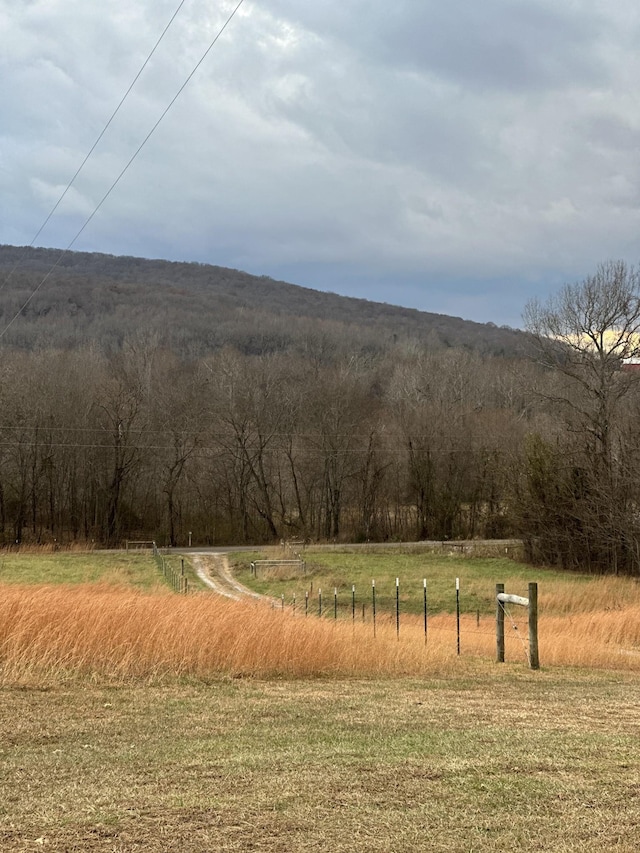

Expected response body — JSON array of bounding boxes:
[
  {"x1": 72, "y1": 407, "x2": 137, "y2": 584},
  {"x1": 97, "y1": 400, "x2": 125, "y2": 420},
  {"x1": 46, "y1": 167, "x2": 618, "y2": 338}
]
[
  {"x1": 376, "y1": 1, "x2": 608, "y2": 91},
  {"x1": 2, "y1": 0, "x2": 640, "y2": 328}
]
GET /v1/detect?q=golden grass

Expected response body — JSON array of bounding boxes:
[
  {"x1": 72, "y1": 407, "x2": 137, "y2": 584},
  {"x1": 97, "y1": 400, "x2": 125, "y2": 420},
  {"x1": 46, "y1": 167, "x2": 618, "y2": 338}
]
[
  {"x1": 0, "y1": 583, "x2": 456, "y2": 684},
  {"x1": 539, "y1": 575, "x2": 640, "y2": 613},
  {"x1": 539, "y1": 608, "x2": 640, "y2": 668},
  {"x1": 2, "y1": 577, "x2": 640, "y2": 684}
]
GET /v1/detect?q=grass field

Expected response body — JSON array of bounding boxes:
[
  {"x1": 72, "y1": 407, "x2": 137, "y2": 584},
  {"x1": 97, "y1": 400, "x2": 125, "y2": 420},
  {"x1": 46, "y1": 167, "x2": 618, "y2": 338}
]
[
  {"x1": 1, "y1": 672, "x2": 639, "y2": 851},
  {"x1": 0, "y1": 547, "x2": 203, "y2": 592},
  {"x1": 231, "y1": 548, "x2": 607, "y2": 616},
  {"x1": 1, "y1": 547, "x2": 640, "y2": 850}
]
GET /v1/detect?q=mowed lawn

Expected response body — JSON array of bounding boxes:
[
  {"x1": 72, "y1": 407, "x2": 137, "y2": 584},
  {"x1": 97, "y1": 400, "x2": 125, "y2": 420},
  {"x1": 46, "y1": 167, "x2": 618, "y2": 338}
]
[
  {"x1": 0, "y1": 548, "x2": 202, "y2": 591},
  {"x1": 1, "y1": 672, "x2": 639, "y2": 852},
  {"x1": 232, "y1": 548, "x2": 595, "y2": 616},
  {"x1": 1, "y1": 548, "x2": 640, "y2": 851}
]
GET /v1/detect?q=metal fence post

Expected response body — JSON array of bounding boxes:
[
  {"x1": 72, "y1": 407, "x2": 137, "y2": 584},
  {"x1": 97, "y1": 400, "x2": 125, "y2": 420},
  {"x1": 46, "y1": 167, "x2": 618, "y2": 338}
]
[
  {"x1": 423, "y1": 578, "x2": 427, "y2": 646},
  {"x1": 528, "y1": 582, "x2": 539, "y2": 670},
  {"x1": 372, "y1": 579, "x2": 376, "y2": 638},
  {"x1": 456, "y1": 577, "x2": 460, "y2": 655}
]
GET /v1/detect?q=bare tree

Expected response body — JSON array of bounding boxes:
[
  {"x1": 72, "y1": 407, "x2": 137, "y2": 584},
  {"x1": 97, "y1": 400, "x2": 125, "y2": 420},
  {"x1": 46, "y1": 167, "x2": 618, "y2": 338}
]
[{"x1": 522, "y1": 261, "x2": 640, "y2": 573}]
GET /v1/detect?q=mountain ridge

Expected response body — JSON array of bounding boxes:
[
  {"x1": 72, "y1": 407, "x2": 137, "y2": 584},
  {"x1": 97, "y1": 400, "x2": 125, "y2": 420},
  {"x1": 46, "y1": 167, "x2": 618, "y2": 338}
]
[{"x1": 0, "y1": 244, "x2": 530, "y2": 357}]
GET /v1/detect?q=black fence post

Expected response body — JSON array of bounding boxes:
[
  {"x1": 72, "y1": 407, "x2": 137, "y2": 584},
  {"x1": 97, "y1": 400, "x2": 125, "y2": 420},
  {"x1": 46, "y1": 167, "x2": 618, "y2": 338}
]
[
  {"x1": 528, "y1": 582, "x2": 540, "y2": 670},
  {"x1": 372, "y1": 579, "x2": 376, "y2": 638},
  {"x1": 423, "y1": 578, "x2": 428, "y2": 646},
  {"x1": 456, "y1": 577, "x2": 461, "y2": 656}
]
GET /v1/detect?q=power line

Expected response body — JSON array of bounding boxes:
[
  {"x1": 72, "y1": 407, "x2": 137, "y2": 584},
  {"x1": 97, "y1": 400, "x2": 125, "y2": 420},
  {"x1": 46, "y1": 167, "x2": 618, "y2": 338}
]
[
  {"x1": 0, "y1": 0, "x2": 248, "y2": 343},
  {"x1": 0, "y1": 0, "x2": 189, "y2": 294},
  {"x1": 0, "y1": 439, "x2": 507, "y2": 456}
]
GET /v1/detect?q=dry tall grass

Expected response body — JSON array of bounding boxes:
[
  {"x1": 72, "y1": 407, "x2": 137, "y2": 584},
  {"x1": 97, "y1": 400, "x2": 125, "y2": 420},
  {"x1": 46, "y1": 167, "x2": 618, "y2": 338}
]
[
  {"x1": 0, "y1": 584, "x2": 457, "y2": 685},
  {"x1": 2, "y1": 577, "x2": 640, "y2": 685},
  {"x1": 539, "y1": 575, "x2": 640, "y2": 613}
]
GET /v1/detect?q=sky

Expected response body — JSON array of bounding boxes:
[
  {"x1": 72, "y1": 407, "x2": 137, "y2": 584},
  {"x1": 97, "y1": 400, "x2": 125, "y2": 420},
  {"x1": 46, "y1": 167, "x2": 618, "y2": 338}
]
[{"x1": 1, "y1": 0, "x2": 640, "y2": 329}]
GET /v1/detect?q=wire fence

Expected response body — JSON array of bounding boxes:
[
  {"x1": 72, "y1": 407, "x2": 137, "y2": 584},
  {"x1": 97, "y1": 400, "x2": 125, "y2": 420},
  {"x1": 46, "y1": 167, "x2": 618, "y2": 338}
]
[
  {"x1": 153, "y1": 543, "x2": 189, "y2": 594},
  {"x1": 268, "y1": 576, "x2": 534, "y2": 665},
  {"x1": 149, "y1": 552, "x2": 535, "y2": 666}
]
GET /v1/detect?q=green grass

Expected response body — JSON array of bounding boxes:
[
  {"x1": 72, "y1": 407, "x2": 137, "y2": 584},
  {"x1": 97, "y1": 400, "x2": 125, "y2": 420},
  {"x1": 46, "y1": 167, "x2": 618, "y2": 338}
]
[
  {"x1": 0, "y1": 550, "x2": 205, "y2": 592},
  {"x1": 153, "y1": 550, "x2": 205, "y2": 592},
  {"x1": 1, "y1": 670, "x2": 639, "y2": 851},
  {"x1": 231, "y1": 549, "x2": 590, "y2": 617}
]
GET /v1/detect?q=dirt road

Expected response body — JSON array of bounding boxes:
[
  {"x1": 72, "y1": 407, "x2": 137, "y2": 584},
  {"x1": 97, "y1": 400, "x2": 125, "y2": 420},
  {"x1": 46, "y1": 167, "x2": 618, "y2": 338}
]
[{"x1": 191, "y1": 552, "x2": 262, "y2": 600}]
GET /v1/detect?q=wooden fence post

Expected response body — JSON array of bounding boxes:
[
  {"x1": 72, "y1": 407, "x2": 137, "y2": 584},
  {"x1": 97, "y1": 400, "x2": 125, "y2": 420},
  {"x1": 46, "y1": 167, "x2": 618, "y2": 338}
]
[
  {"x1": 496, "y1": 583, "x2": 539, "y2": 670},
  {"x1": 496, "y1": 583, "x2": 505, "y2": 663}
]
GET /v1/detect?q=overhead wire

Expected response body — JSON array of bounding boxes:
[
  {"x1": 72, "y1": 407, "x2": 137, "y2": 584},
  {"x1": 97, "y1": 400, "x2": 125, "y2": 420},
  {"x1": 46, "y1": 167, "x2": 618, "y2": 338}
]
[
  {"x1": 0, "y1": 0, "x2": 248, "y2": 343},
  {"x1": 0, "y1": 0, "x2": 189, "y2": 294}
]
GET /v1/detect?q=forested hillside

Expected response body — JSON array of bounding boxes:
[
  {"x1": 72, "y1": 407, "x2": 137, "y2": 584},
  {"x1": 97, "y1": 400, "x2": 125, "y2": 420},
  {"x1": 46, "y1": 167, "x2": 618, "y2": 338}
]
[
  {"x1": 0, "y1": 245, "x2": 530, "y2": 357},
  {"x1": 1, "y1": 249, "x2": 639, "y2": 576}
]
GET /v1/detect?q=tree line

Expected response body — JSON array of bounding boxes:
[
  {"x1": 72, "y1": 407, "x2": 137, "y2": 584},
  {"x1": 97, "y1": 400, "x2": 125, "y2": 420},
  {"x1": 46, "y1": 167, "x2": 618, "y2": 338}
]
[
  {"x1": 0, "y1": 341, "x2": 530, "y2": 547},
  {"x1": 2, "y1": 260, "x2": 640, "y2": 574}
]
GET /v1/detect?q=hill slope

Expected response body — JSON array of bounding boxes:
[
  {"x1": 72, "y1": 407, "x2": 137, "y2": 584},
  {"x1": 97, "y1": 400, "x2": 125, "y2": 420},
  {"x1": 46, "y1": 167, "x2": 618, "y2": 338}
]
[{"x1": 0, "y1": 245, "x2": 530, "y2": 357}]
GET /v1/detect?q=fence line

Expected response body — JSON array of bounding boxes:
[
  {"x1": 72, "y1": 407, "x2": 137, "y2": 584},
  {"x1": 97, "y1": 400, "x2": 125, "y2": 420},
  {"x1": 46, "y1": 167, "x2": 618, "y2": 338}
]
[
  {"x1": 144, "y1": 550, "x2": 538, "y2": 665},
  {"x1": 260, "y1": 574, "x2": 536, "y2": 665},
  {"x1": 153, "y1": 543, "x2": 188, "y2": 594},
  {"x1": 251, "y1": 559, "x2": 306, "y2": 576}
]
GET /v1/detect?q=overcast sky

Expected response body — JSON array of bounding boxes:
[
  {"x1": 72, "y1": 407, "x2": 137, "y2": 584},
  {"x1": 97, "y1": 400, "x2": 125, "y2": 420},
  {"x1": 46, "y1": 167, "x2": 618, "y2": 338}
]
[{"x1": 1, "y1": 0, "x2": 639, "y2": 327}]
